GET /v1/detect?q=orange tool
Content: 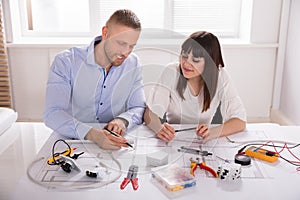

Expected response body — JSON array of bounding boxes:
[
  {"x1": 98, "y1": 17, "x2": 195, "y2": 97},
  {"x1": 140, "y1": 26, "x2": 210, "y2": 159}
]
[
  {"x1": 47, "y1": 147, "x2": 76, "y2": 164},
  {"x1": 245, "y1": 146, "x2": 279, "y2": 163},
  {"x1": 190, "y1": 158, "x2": 218, "y2": 178}
]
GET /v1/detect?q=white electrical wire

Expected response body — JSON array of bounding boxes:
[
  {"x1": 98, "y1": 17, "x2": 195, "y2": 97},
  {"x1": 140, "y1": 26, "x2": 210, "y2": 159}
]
[{"x1": 225, "y1": 139, "x2": 299, "y2": 148}]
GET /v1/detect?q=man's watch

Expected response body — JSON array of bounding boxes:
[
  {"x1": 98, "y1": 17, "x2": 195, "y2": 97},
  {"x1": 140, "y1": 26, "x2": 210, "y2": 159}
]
[{"x1": 115, "y1": 117, "x2": 129, "y2": 128}]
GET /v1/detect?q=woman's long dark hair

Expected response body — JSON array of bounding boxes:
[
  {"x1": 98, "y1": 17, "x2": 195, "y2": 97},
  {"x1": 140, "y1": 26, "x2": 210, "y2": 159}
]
[{"x1": 176, "y1": 31, "x2": 224, "y2": 112}]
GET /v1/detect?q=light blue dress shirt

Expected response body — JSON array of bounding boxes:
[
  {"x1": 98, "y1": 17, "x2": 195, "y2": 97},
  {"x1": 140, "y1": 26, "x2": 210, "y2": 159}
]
[{"x1": 44, "y1": 36, "x2": 146, "y2": 139}]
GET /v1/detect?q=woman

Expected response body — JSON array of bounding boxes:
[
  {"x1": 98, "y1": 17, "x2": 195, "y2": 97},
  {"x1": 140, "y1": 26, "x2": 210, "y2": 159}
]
[{"x1": 144, "y1": 31, "x2": 246, "y2": 142}]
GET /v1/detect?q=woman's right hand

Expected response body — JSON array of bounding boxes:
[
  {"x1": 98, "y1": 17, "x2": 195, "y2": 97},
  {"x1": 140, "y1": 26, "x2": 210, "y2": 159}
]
[{"x1": 156, "y1": 123, "x2": 175, "y2": 142}]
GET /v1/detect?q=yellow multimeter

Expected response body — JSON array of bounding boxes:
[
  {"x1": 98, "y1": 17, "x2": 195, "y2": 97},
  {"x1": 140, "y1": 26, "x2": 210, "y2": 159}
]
[{"x1": 245, "y1": 146, "x2": 279, "y2": 163}]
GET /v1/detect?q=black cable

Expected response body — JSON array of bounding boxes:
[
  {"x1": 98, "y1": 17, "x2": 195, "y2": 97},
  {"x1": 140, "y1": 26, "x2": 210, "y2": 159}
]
[
  {"x1": 238, "y1": 142, "x2": 300, "y2": 167},
  {"x1": 238, "y1": 143, "x2": 300, "y2": 154},
  {"x1": 71, "y1": 152, "x2": 84, "y2": 159},
  {"x1": 47, "y1": 139, "x2": 72, "y2": 165},
  {"x1": 279, "y1": 156, "x2": 300, "y2": 166}
]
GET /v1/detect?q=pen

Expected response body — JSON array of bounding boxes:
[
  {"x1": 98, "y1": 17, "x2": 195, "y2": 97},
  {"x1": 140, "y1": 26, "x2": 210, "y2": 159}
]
[
  {"x1": 104, "y1": 128, "x2": 133, "y2": 148},
  {"x1": 175, "y1": 127, "x2": 197, "y2": 132}
]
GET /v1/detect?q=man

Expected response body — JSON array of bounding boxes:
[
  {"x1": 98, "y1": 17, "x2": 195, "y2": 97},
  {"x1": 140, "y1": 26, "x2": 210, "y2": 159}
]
[{"x1": 44, "y1": 9, "x2": 145, "y2": 150}]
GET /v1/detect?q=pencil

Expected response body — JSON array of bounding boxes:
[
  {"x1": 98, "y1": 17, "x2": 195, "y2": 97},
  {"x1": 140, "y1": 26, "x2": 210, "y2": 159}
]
[
  {"x1": 104, "y1": 128, "x2": 133, "y2": 148},
  {"x1": 175, "y1": 127, "x2": 197, "y2": 132}
]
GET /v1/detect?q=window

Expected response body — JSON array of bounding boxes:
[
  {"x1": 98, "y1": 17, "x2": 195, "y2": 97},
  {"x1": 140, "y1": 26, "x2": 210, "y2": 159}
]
[
  {"x1": 7, "y1": 0, "x2": 243, "y2": 42},
  {"x1": 172, "y1": 0, "x2": 242, "y2": 37},
  {"x1": 28, "y1": 0, "x2": 90, "y2": 32}
]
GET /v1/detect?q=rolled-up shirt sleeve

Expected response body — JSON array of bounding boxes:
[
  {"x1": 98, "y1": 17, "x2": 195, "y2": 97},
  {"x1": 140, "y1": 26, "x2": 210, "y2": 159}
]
[
  {"x1": 117, "y1": 62, "x2": 146, "y2": 130},
  {"x1": 44, "y1": 54, "x2": 92, "y2": 139},
  {"x1": 218, "y1": 69, "x2": 247, "y2": 123},
  {"x1": 146, "y1": 64, "x2": 177, "y2": 119},
  {"x1": 44, "y1": 41, "x2": 146, "y2": 137}
]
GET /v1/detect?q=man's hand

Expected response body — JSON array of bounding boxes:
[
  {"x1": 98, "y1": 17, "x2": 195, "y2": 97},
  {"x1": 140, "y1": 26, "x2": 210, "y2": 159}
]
[
  {"x1": 105, "y1": 118, "x2": 127, "y2": 136},
  {"x1": 156, "y1": 123, "x2": 175, "y2": 142},
  {"x1": 85, "y1": 128, "x2": 128, "y2": 150}
]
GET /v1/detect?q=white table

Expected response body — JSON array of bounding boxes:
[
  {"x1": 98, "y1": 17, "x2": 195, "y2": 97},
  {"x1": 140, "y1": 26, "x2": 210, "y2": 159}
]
[
  {"x1": 0, "y1": 122, "x2": 52, "y2": 200},
  {"x1": 2, "y1": 123, "x2": 300, "y2": 200}
]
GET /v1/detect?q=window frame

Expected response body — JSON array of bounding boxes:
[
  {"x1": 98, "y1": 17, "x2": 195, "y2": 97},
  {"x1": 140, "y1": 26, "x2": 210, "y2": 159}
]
[
  {"x1": 5, "y1": 0, "x2": 247, "y2": 43},
  {"x1": 19, "y1": 0, "x2": 98, "y2": 37}
]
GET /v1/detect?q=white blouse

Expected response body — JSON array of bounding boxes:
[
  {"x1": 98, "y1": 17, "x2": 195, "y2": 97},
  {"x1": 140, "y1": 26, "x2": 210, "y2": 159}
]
[{"x1": 146, "y1": 62, "x2": 247, "y2": 124}]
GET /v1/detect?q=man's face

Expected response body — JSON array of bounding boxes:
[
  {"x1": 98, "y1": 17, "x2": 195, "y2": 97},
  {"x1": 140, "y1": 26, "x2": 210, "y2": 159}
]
[{"x1": 103, "y1": 24, "x2": 140, "y2": 66}]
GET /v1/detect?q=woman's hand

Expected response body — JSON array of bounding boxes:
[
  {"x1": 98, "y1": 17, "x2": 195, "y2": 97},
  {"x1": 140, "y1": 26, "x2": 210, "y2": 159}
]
[
  {"x1": 196, "y1": 124, "x2": 231, "y2": 143},
  {"x1": 197, "y1": 118, "x2": 246, "y2": 143},
  {"x1": 156, "y1": 123, "x2": 175, "y2": 142},
  {"x1": 196, "y1": 124, "x2": 209, "y2": 138},
  {"x1": 196, "y1": 124, "x2": 220, "y2": 143}
]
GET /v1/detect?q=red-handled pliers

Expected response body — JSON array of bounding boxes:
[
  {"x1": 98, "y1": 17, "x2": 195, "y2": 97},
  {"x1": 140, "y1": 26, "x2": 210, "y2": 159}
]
[
  {"x1": 190, "y1": 158, "x2": 218, "y2": 178},
  {"x1": 120, "y1": 165, "x2": 139, "y2": 190}
]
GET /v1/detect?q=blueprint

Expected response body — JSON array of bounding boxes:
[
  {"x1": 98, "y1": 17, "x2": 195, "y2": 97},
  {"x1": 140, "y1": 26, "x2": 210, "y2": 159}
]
[{"x1": 27, "y1": 126, "x2": 270, "y2": 190}]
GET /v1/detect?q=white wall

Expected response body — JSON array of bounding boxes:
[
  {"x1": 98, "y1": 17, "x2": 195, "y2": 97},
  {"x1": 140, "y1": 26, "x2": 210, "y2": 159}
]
[
  {"x1": 7, "y1": 44, "x2": 278, "y2": 122},
  {"x1": 6, "y1": 0, "x2": 284, "y2": 122},
  {"x1": 279, "y1": 0, "x2": 300, "y2": 125}
]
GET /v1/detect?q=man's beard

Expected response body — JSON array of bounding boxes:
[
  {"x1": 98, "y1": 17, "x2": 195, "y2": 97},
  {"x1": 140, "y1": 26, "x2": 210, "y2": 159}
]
[{"x1": 103, "y1": 42, "x2": 125, "y2": 67}]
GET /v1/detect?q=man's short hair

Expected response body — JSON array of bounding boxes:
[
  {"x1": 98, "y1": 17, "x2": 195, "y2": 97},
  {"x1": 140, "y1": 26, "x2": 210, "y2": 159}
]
[{"x1": 106, "y1": 9, "x2": 141, "y2": 29}]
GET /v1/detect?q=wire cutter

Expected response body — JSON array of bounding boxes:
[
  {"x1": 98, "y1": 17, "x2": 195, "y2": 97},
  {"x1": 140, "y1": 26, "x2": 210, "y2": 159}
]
[
  {"x1": 120, "y1": 165, "x2": 139, "y2": 190},
  {"x1": 190, "y1": 157, "x2": 218, "y2": 178}
]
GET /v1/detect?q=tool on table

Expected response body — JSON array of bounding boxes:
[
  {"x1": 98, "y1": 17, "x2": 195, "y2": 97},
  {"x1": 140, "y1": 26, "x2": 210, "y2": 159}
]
[
  {"x1": 234, "y1": 154, "x2": 251, "y2": 166},
  {"x1": 47, "y1": 139, "x2": 85, "y2": 174},
  {"x1": 86, "y1": 166, "x2": 109, "y2": 179},
  {"x1": 215, "y1": 155, "x2": 231, "y2": 163},
  {"x1": 59, "y1": 155, "x2": 81, "y2": 173},
  {"x1": 245, "y1": 146, "x2": 279, "y2": 163},
  {"x1": 189, "y1": 157, "x2": 218, "y2": 178},
  {"x1": 104, "y1": 128, "x2": 133, "y2": 148},
  {"x1": 120, "y1": 165, "x2": 139, "y2": 190},
  {"x1": 217, "y1": 162, "x2": 242, "y2": 181},
  {"x1": 178, "y1": 146, "x2": 212, "y2": 156},
  {"x1": 225, "y1": 136, "x2": 235, "y2": 143},
  {"x1": 175, "y1": 127, "x2": 197, "y2": 133},
  {"x1": 47, "y1": 147, "x2": 76, "y2": 164}
]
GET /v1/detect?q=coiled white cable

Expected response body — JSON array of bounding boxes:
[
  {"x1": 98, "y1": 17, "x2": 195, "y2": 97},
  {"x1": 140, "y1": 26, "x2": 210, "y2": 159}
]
[{"x1": 26, "y1": 153, "x2": 122, "y2": 190}]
